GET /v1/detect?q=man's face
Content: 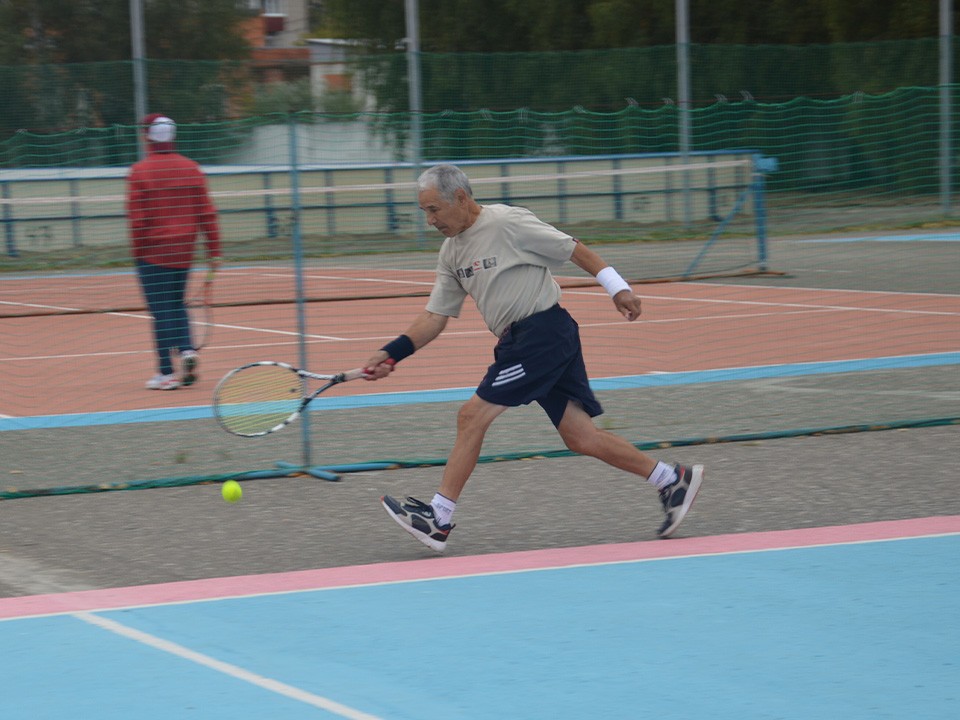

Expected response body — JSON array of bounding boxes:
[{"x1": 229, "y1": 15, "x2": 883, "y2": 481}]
[{"x1": 419, "y1": 187, "x2": 471, "y2": 237}]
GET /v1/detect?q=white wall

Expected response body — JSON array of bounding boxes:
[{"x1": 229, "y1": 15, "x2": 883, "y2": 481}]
[{"x1": 238, "y1": 123, "x2": 401, "y2": 165}]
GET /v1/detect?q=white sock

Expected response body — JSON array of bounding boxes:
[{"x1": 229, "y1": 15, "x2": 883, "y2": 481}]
[
  {"x1": 646, "y1": 461, "x2": 677, "y2": 490},
  {"x1": 431, "y1": 493, "x2": 457, "y2": 526}
]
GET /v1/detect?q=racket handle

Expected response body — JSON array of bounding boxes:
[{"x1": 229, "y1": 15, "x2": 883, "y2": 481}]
[
  {"x1": 343, "y1": 368, "x2": 370, "y2": 382},
  {"x1": 352, "y1": 358, "x2": 396, "y2": 381}
]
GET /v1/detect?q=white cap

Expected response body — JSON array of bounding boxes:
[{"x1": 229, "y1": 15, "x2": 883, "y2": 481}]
[{"x1": 147, "y1": 116, "x2": 176, "y2": 143}]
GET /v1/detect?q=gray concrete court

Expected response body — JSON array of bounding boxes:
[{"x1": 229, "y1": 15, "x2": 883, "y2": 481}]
[{"x1": 0, "y1": 425, "x2": 957, "y2": 598}]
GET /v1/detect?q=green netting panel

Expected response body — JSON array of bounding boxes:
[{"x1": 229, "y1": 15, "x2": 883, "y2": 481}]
[
  {"x1": 407, "y1": 40, "x2": 944, "y2": 111},
  {"x1": 0, "y1": 39, "x2": 951, "y2": 139},
  {"x1": 1, "y1": 84, "x2": 957, "y2": 248}
]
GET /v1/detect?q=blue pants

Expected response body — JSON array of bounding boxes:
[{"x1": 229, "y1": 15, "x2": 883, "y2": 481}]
[{"x1": 135, "y1": 259, "x2": 192, "y2": 376}]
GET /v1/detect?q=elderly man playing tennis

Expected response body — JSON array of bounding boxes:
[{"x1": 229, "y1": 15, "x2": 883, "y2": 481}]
[{"x1": 364, "y1": 164, "x2": 703, "y2": 552}]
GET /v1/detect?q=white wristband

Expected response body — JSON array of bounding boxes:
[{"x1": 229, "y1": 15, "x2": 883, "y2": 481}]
[{"x1": 596, "y1": 266, "x2": 631, "y2": 298}]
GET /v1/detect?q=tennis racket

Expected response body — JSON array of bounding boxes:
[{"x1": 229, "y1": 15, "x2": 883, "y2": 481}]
[
  {"x1": 187, "y1": 269, "x2": 215, "y2": 351},
  {"x1": 213, "y1": 360, "x2": 392, "y2": 437}
]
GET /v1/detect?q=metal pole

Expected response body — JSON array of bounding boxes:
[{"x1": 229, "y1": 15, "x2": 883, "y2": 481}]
[
  {"x1": 130, "y1": 0, "x2": 148, "y2": 159},
  {"x1": 405, "y1": 0, "x2": 426, "y2": 243},
  {"x1": 940, "y1": 0, "x2": 953, "y2": 215},
  {"x1": 675, "y1": 0, "x2": 692, "y2": 228},
  {"x1": 288, "y1": 117, "x2": 312, "y2": 467},
  {"x1": 404, "y1": 0, "x2": 423, "y2": 167}
]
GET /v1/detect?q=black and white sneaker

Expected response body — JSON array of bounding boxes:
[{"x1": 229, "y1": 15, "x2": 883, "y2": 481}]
[
  {"x1": 658, "y1": 464, "x2": 704, "y2": 538},
  {"x1": 381, "y1": 495, "x2": 455, "y2": 552}
]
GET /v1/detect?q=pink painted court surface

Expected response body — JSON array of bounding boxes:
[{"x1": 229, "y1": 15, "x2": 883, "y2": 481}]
[{"x1": 2, "y1": 516, "x2": 957, "y2": 719}]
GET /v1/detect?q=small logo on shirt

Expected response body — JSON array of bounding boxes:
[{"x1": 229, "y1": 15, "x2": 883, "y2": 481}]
[{"x1": 457, "y1": 256, "x2": 497, "y2": 279}]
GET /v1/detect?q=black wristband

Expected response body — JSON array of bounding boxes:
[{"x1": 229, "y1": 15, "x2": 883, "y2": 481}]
[{"x1": 380, "y1": 334, "x2": 415, "y2": 363}]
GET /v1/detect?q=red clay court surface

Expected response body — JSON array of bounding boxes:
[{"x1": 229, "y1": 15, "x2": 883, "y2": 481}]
[{"x1": 1, "y1": 266, "x2": 959, "y2": 416}]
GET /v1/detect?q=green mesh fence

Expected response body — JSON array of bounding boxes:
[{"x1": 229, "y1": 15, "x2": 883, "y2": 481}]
[
  {"x1": 0, "y1": 37, "x2": 951, "y2": 138},
  {"x1": 386, "y1": 39, "x2": 946, "y2": 112},
  {"x1": 3, "y1": 84, "x2": 956, "y2": 237}
]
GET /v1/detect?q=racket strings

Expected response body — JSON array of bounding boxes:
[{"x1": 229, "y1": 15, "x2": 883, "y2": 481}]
[{"x1": 214, "y1": 365, "x2": 305, "y2": 436}]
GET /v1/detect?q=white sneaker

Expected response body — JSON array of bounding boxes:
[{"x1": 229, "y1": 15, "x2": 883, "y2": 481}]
[
  {"x1": 146, "y1": 373, "x2": 180, "y2": 390},
  {"x1": 180, "y1": 350, "x2": 199, "y2": 387}
]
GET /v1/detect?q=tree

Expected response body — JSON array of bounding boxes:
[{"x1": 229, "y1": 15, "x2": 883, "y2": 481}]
[
  {"x1": 0, "y1": 0, "x2": 254, "y2": 135},
  {"x1": 0, "y1": 0, "x2": 250, "y2": 65},
  {"x1": 318, "y1": 0, "x2": 948, "y2": 50}
]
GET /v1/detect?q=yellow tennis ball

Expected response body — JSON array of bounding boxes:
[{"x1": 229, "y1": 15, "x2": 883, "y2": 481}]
[{"x1": 221, "y1": 480, "x2": 242, "y2": 503}]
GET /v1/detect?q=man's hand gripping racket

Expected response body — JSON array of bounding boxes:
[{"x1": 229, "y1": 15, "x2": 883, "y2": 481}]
[{"x1": 214, "y1": 359, "x2": 394, "y2": 437}]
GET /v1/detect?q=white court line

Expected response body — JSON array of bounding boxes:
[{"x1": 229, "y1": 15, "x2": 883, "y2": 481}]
[
  {"x1": 0, "y1": 301, "x2": 152, "y2": 321},
  {"x1": 685, "y1": 280, "x2": 960, "y2": 299},
  {"x1": 257, "y1": 271, "x2": 435, "y2": 288},
  {"x1": 0, "y1": 301, "x2": 946, "y2": 365},
  {"x1": 1, "y1": 350, "x2": 149, "y2": 362},
  {"x1": 0, "y1": 309, "x2": 843, "y2": 364},
  {"x1": 576, "y1": 307, "x2": 842, "y2": 329},
  {"x1": 77, "y1": 612, "x2": 383, "y2": 720},
  {"x1": 206, "y1": 320, "x2": 346, "y2": 341},
  {"x1": 656, "y1": 297, "x2": 960, "y2": 317},
  {"x1": 565, "y1": 287, "x2": 960, "y2": 317},
  {"x1": 0, "y1": 300, "x2": 84, "y2": 311},
  {"x1": 0, "y1": 300, "x2": 349, "y2": 339},
  {"x1": 3, "y1": 287, "x2": 954, "y2": 365}
]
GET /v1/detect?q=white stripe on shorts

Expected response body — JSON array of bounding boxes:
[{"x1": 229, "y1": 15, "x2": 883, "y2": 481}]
[{"x1": 491, "y1": 363, "x2": 526, "y2": 387}]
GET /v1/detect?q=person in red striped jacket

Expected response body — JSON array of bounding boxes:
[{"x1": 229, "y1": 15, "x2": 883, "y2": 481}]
[{"x1": 127, "y1": 113, "x2": 221, "y2": 390}]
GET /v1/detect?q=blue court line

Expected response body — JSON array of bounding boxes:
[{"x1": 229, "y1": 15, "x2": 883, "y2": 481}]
[
  {"x1": 792, "y1": 232, "x2": 960, "y2": 243},
  {"x1": 2, "y1": 351, "x2": 957, "y2": 431},
  {"x1": 2, "y1": 534, "x2": 956, "y2": 719}
]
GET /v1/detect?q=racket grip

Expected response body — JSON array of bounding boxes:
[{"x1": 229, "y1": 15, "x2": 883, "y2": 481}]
[
  {"x1": 355, "y1": 358, "x2": 396, "y2": 380},
  {"x1": 343, "y1": 368, "x2": 370, "y2": 381}
]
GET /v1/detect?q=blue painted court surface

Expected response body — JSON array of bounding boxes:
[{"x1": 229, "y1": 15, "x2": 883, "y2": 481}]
[
  {"x1": 792, "y1": 232, "x2": 960, "y2": 243},
  {"x1": 2, "y1": 521, "x2": 957, "y2": 719}
]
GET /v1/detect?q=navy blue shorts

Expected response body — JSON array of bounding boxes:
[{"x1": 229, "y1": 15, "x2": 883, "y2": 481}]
[{"x1": 476, "y1": 304, "x2": 603, "y2": 427}]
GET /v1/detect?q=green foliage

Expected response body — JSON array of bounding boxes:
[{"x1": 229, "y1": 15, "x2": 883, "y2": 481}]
[
  {"x1": 250, "y1": 78, "x2": 318, "y2": 116},
  {"x1": 0, "y1": 0, "x2": 250, "y2": 65},
  {"x1": 0, "y1": 1, "x2": 251, "y2": 134},
  {"x1": 346, "y1": 38, "x2": 945, "y2": 115},
  {"x1": 0, "y1": 37, "x2": 950, "y2": 139},
  {"x1": 320, "y1": 0, "x2": 948, "y2": 51},
  {"x1": 317, "y1": 91, "x2": 365, "y2": 116}
]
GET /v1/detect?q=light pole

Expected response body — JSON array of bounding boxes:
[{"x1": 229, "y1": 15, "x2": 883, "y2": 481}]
[
  {"x1": 404, "y1": 0, "x2": 423, "y2": 163},
  {"x1": 405, "y1": 0, "x2": 424, "y2": 241},
  {"x1": 130, "y1": 0, "x2": 148, "y2": 156},
  {"x1": 676, "y1": 0, "x2": 692, "y2": 228},
  {"x1": 940, "y1": 0, "x2": 953, "y2": 215}
]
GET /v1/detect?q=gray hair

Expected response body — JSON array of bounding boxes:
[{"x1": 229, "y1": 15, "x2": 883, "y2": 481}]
[{"x1": 417, "y1": 164, "x2": 473, "y2": 202}]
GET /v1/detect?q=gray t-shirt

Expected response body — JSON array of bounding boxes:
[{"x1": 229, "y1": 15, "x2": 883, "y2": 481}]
[{"x1": 425, "y1": 204, "x2": 577, "y2": 337}]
